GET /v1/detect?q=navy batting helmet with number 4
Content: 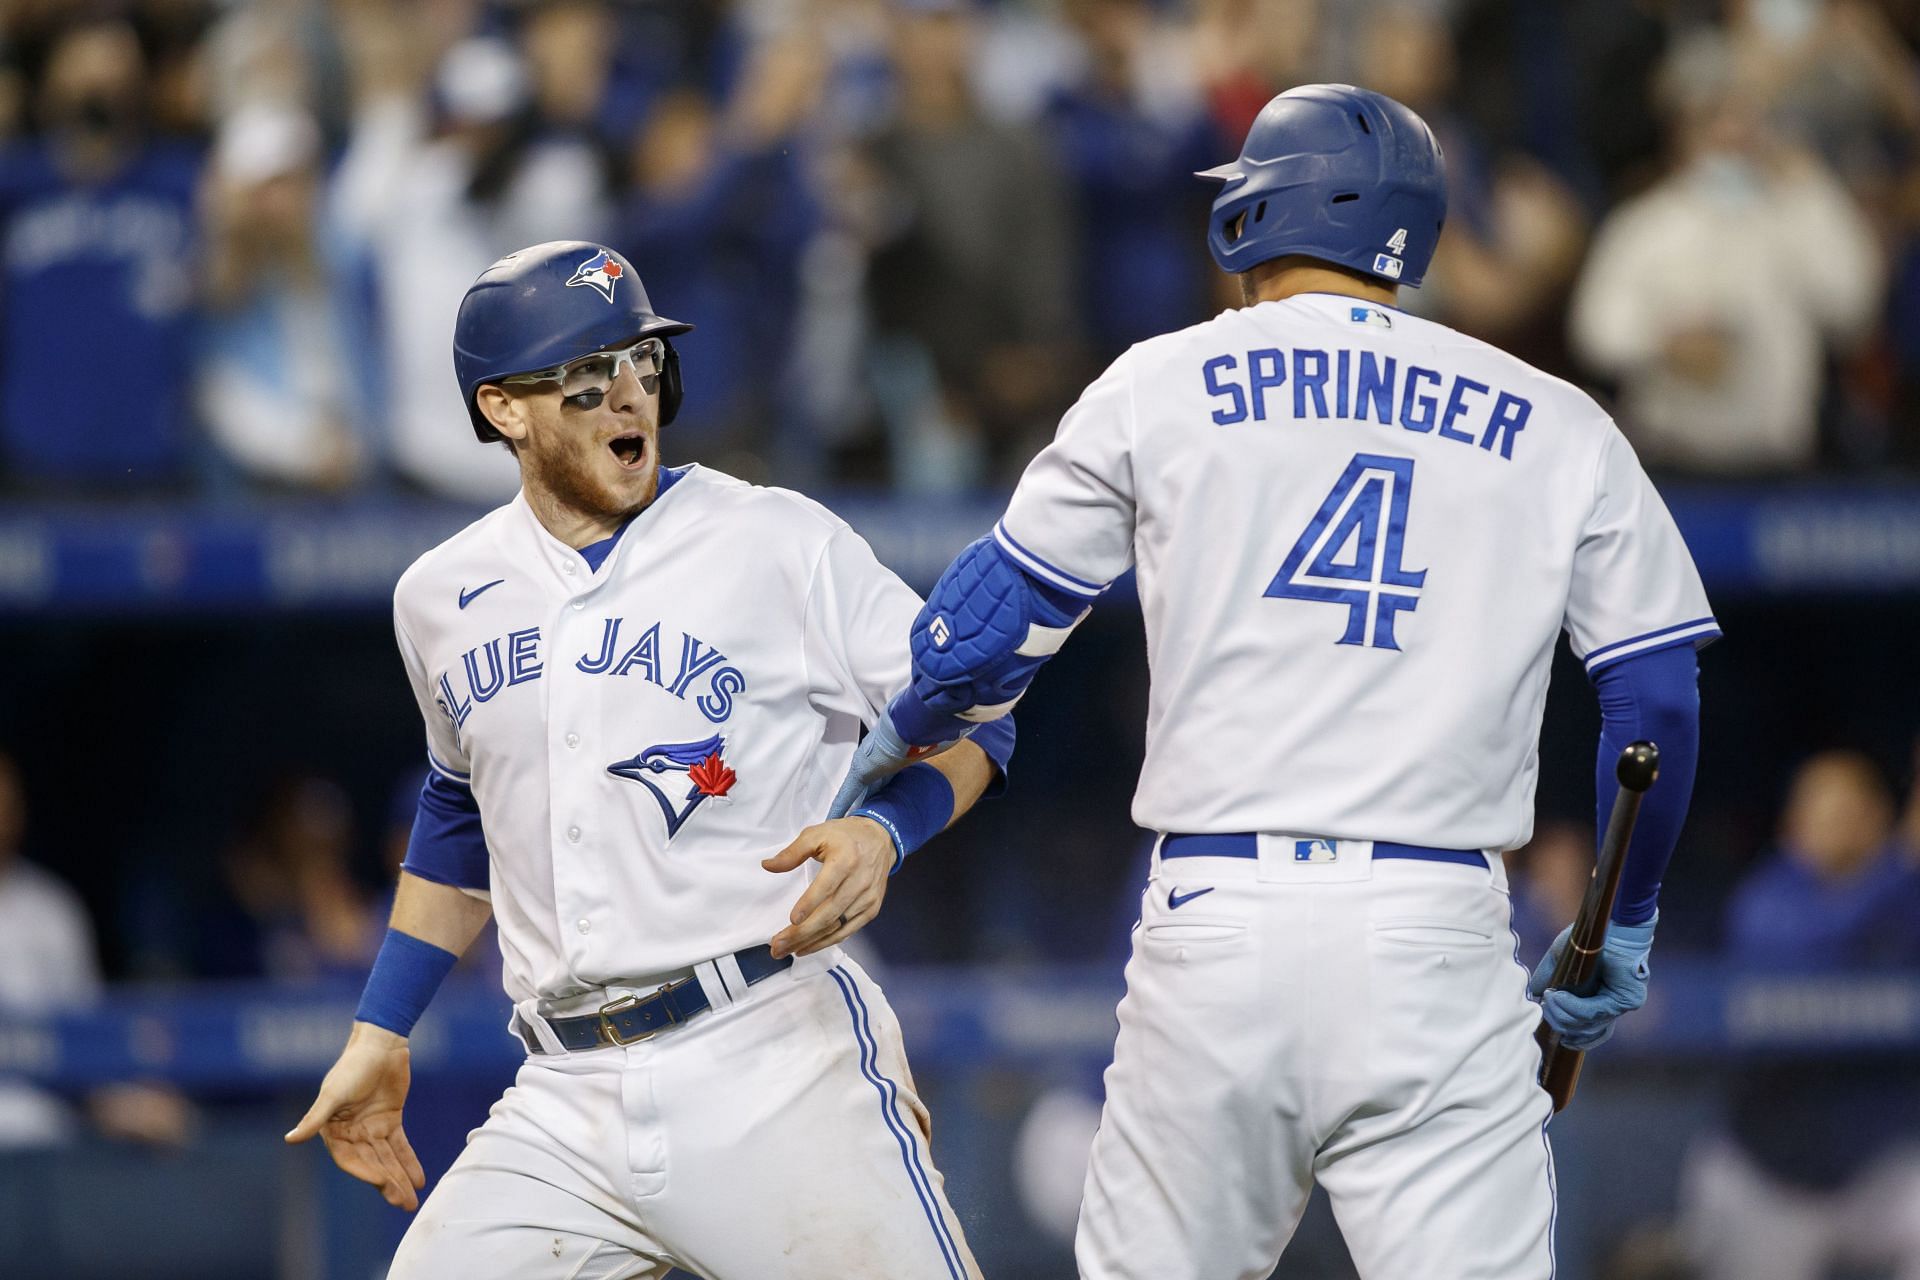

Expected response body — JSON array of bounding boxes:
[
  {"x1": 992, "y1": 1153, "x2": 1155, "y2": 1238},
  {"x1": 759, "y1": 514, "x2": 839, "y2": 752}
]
[
  {"x1": 1198, "y1": 84, "x2": 1447, "y2": 287},
  {"x1": 454, "y1": 241, "x2": 693, "y2": 443}
]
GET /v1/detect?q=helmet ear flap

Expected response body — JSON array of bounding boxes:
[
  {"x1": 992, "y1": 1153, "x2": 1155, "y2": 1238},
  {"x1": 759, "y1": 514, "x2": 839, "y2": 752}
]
[{"x1": 658, "y1": 339, "x2": 684, "y2": 427}]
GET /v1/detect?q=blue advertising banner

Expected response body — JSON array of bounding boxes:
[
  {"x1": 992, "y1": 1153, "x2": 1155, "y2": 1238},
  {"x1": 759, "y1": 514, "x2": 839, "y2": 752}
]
[
  {"x1": 3, "y1": 965, "x2": 1916, "y2": 1089},
  {"x1": 0, "y1": 485, "x2": 1915, "y2": 614}
]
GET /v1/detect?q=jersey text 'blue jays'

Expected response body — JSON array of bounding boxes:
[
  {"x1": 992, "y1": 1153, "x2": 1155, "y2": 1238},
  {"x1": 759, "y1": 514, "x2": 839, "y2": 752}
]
[{"x1": 434, "y1": 617, "x2": 747, "y2": 740}]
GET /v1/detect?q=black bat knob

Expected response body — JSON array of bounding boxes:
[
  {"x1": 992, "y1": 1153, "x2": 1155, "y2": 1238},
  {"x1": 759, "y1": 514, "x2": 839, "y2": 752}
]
[{"x1": 1616, "y1": 741, "x2": 1660, "y2": 792}]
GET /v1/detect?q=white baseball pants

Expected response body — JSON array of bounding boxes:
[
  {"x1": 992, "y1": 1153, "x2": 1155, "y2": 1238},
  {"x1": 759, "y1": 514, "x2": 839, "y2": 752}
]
[
  {"x1": 1077, "y1": 838, "x2": 1558, "y2": 1280},
  {"x1": 389, "y1": 951, "x2": 980, "y2": 1280}
]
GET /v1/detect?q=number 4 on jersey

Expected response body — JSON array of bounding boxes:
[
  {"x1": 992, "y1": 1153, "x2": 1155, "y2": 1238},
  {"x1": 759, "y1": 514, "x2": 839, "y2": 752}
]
[{"x1": 1265, "y1": 453, "x2": 1426, "y2": 651}]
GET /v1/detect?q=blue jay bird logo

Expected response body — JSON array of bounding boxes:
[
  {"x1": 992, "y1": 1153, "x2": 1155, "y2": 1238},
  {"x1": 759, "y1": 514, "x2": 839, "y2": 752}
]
[
  {"x1": 566, "y1": 249, "x2": 624, "y2": 302},
  {"x1": 608, "y1": 736, "x2": 737, "y2": 838}
]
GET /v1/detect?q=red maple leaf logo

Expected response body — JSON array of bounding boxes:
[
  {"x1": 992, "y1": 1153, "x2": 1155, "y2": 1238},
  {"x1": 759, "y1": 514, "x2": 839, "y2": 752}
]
[
  {"x1": 688, "y1": 752, "x2": 735, "y2": 797},
  {"x1": 602, "y1": 260, "x2": 622, "y2": 278}
]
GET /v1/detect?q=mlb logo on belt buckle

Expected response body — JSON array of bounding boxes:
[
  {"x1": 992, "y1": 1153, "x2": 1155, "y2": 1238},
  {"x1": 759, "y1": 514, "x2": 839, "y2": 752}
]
[{"x1": 1294, "y1": 839, "x2": 1337, "y2": 863}]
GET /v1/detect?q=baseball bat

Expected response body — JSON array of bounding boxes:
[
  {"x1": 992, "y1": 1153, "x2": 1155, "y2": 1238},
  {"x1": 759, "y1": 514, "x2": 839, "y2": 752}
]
[{"x1": 1534, "y1": 740, "x2": 1660, "y2": 1114}]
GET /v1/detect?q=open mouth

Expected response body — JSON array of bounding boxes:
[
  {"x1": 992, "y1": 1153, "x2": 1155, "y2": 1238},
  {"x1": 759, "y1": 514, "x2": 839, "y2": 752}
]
[{"x1": 608, "y1": 434, "x2": 648, "y2": 470}]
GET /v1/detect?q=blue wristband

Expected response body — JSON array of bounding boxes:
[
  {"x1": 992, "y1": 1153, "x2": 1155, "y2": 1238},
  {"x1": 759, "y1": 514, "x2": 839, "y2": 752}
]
[
  {"x1": 354, "y1": 928, "x2": 459, "y2": 1037},
  {"x1": 853, "y1": 763, "x2": 955, "y2": 874}
]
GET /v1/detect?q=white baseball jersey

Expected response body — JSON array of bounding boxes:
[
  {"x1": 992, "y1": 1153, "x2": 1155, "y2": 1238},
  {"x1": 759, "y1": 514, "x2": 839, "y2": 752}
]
[
  {"x1": 998, "y1": 292, "x2": 1718, "y2": 851},
  {"x1": 392, "y1": 465, "x2": 919, "y2": 1005}
]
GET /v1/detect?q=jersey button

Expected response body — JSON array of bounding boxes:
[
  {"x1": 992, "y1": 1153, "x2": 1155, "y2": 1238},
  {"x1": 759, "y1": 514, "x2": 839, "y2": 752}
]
[
  {"x1": 576, "y1": 919, "x2": 590, "y2": 934},
  {"x1": 562, "y1": 563, "x2": 576, "y2": 576},
  {"x1": 565, "y1": 733, "x2": 580, "y2": 749},
  {"x1": 566, "y1": 825, "x2": 581, "y2": 843},
  {"x1": 571, "y1": 598, "x2": 585, "y2": 611}
]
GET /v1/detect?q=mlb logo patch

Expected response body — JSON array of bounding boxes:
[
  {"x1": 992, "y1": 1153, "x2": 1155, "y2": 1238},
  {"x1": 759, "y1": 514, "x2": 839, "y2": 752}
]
[
  {"x1": 1349, "y1": 306, "x2": 1392, "y2": 329},
  {"x1": 1372, "y1": 253, "x2": 1404, "y2": 280},
  {"x1": 567, "y1": 249, "x2": 624, "y2": 302},
  {"x1": 1294, "y1": 839, "x2": 1337, "y2": 863}
]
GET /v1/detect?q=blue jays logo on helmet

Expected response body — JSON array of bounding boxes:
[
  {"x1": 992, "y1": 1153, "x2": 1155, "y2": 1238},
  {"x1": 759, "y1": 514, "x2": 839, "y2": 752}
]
[
  {"x1": 609, "y1": 736, "x2": 737, "y2": 839},
  {"x1": 566, "y1": 248, "x2": 624, "y2": 303}
]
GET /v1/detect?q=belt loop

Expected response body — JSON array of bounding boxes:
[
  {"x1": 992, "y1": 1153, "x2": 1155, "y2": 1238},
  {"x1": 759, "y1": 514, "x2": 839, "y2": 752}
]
[
  {"x1": 692, "y1": 959, "x2": 735, "y2": 1012},
  {"x1": 714, "y1": 951, "x2": 750, "y2": 1000},
  {"x1": 1486, "y1": 848, "x2": 1509, "y2": 893},
  {"x1": 512, "y1": 998, "x2": 567, "y2": 1055}
]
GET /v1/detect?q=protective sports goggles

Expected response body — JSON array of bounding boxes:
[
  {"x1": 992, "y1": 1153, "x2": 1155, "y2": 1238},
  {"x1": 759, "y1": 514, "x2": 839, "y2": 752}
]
[{"x1": 498, "y1": 336, "x2": 666, "y2": 404}]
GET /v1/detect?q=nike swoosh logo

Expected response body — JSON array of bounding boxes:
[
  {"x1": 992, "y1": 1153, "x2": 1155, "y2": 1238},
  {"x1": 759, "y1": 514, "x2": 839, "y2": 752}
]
[
  {"x1": 1167, "y1": 886, "x2": 1215, "y2": 910},
  {"x1": 458, "y1": 579, "x2": 505, "y2": 609}
]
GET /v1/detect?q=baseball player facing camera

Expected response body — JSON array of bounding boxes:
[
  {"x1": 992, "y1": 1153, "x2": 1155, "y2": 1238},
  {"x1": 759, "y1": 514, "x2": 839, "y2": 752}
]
[
  {"x1": 836, "y1": 87, "x2": 1716, "y2": 1278},
  {"x1": 288, "y1": 241, "x2": 1005, "y2": 1279}
]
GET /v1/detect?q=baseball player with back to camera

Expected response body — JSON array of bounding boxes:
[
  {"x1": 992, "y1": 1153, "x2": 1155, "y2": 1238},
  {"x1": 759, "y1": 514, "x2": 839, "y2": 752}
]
[
  {"x1": 286, "y1": 240, "x2": 1013, "y2": 1279},
  {"x1": 834, "y1": 85, "x2": 1718, "y2": 1278}
]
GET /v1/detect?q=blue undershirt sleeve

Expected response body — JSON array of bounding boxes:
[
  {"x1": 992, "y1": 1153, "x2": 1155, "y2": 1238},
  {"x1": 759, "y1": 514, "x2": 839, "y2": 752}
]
[
  {"x1": 1590, "y1": 643, "x2": 1701, "y2": 925},
  {"x1": 400, "y1": 767, "x2": 490, "y2": 892},
  {"x1": 966, "y1": 713, "x2": 1017, "y2": 797}
]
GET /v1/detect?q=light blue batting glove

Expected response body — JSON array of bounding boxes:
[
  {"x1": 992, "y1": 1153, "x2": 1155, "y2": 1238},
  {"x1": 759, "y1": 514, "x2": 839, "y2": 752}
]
[
  {"x1": 829, "y1": 713, "x2": 914, "y2": 819},
  {"x1": 828, "y1": 689, "x2": 974, "y2": 819},
  {"x1": 1527, "y1": 916, "x2": 1656, "y2": 1051}
]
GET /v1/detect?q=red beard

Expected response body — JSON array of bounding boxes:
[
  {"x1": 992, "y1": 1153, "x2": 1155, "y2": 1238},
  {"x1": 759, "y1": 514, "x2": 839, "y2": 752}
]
[{"x1": 519, "y1": 431, "x2": 655, "y2": 524}]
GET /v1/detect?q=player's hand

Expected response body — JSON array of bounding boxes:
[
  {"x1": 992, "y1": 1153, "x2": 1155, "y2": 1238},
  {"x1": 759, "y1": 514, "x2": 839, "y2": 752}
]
[
  {"x1": 284, "y1": 1022, "x2": 428, "y2": 1211},
  {"x1": 1527, "y1": 917, "x2": 1657, "y2": 1051},
  {"x1": 763, "y1": 817, "x2": 896, "y2": 958}
]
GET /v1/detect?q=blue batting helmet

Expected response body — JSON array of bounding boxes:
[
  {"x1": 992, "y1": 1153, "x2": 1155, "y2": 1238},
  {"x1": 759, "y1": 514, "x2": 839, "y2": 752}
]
[
  {"x1": 1197, "y1": 85, "x2": 1447, "y2": 287},
  {"x1": 454, "y1": 241, "x2": 693, "y2": 443}
]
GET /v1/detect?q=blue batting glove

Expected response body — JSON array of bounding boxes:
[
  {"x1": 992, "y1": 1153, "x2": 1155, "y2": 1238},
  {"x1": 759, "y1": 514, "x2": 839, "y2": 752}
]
[
  {"x1": 827, "y1": 689, "x2": 975, "y2": 819},
  {"x1": 1527, "y1": 916, "x2": 1657, "y2": 1051}
]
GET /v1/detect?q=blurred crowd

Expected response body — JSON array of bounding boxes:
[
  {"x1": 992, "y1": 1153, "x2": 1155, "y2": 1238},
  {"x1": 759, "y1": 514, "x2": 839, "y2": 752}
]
[
  {"x1": 0, "y1": 754, "x2": 502, "y2": 1148},
  {"x1": 4, "y1": 0, "x2": 1920, "y2": 503}
]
